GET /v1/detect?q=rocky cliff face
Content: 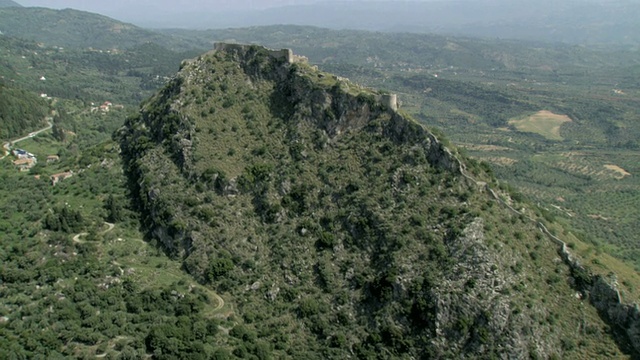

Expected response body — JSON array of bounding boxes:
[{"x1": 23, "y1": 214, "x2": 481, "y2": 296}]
[
  {"x1": 117, "y1": 44, "x2": 632, "y2": 358},
  {"x1": 559, "y1": 244, "x2": 640, "y2": 355},
  {"x1": 591, "y1": 276, "x2": 640, "y2": 354}
]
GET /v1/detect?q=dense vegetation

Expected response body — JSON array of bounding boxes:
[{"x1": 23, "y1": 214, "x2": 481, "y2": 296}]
[
  {"x1": 0, "y1": 80, "x2": 49, "y2": 140},
  {"x1": 0, "y1": 141, "x2": 259, "y2": 358},
  {"x1": 0, "y1": 25, "x2": 236, "y2": 358},
  {"x1": 0, "y1": 33, "x2": 200, "y2": 108},
  {"x1": 0, "y1": 59, "x2": 243, "y2": 357}
]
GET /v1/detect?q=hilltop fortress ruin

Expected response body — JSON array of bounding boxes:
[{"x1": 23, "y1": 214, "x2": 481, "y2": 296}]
[
  {"x1": 213, "y1": 42, "x2": 399, "y2": 112},
  {"x1": 213, "y1": 42, "x2": 298, "y2": 64}
]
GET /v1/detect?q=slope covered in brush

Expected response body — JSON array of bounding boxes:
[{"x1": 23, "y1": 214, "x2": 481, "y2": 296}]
[
  {"x1": 118, "y1": 44, "x2": 630, "y2": 358},
  {"x1": 0, "y1": 80, "x2": 49, "y2": 140}
]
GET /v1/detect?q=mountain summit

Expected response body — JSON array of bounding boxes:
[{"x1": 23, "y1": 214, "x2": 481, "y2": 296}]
[{"x1": 118, "y1": 44, "x2": 635, "y2": 358}]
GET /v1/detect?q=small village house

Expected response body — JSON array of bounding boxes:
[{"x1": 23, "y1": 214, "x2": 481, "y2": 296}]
[
  {"x1": 99, "y1": 101, "x2": 113, "y2": 113},
  {"x1": 13, "y1": 157, "x2": 37, "y2": 171},
  {"x1": 51, "y1": 171, "x2": 73, "y2": 186},
  {"x1": 13, "y1": 149, "x2": 35, "y2": 159},
  {"x1": 46, "y1": 155, "x2": 60, "y2": 164}
]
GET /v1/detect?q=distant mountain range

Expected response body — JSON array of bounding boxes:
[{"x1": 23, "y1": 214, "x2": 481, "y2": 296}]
[
  {"x1": 137, "y1": 0, "x2": 640, "y2": 47},
  {"x1": 4, "y1": 1, "x2": 639, "y2": 46}
]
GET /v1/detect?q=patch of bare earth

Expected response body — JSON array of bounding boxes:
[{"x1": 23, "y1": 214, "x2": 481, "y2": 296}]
[{"x1": 603, "y1": 164, "x2": 631, "y2": 180}]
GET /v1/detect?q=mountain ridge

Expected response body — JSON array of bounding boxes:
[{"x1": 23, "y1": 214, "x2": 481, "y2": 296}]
[
  {"x1": 0, "y1": 6, "x2": 198, "y2": 50},
  {"x1": 118, "y1": 43, "x2": 635, "y2": 358},
  {"x1": 6, "y1": 1, "x2": 639, "y2": 46}
]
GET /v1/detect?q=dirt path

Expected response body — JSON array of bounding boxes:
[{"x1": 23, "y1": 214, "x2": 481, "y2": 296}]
[
  {"x1": 77, "y1": 222, "x2": 226, "y2": 314},
  {"x1": 210, "y1": 292, "x2": 225, "y2": 312},
  {"x1": 72, "y1": 222, "x2": 115, "y2": 243},
  {"x1": 72, "y1": 232, "x2": 89, "y2": 243},
  {"x1": 104, "y1": 222, "x2": 115, "y2": 233}
]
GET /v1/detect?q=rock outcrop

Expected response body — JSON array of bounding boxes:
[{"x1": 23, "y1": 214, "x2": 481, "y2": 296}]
[
  {"x1": 216, "y1": 43, "x2": 462, "y2": 174},
  {"x1": 561, "y1": 247, "x2": 640, "y2": 355}
]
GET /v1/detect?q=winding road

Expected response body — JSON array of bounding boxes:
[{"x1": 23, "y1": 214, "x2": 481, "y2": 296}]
[{"x1": 1, "y1": 118, "x2": 53, "y2": 160}]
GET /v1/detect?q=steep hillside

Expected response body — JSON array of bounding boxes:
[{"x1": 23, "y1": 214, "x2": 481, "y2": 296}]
[
  {"x1": 0, "y1": 80, "x2": 49, "y2": 140},
  {"x1": 118, "y1": 44, "x2": 635, "y2": 358}
]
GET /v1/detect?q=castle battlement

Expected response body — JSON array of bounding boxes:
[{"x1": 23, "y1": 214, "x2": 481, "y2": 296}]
[{"x1": 214, "y1": 42, "x2": 295, "y2": 64}]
